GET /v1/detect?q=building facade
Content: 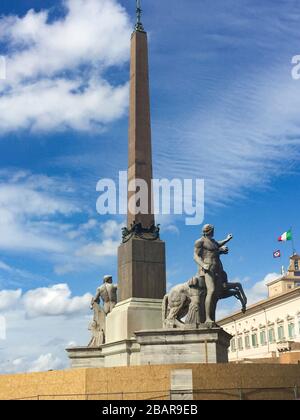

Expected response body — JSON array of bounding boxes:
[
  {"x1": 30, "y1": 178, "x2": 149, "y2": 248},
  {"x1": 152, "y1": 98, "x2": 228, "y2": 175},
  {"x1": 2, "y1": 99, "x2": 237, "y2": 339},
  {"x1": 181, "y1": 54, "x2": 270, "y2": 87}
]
[{"x1": 219, "y1": 255, "x2": 300, "y2": 362}]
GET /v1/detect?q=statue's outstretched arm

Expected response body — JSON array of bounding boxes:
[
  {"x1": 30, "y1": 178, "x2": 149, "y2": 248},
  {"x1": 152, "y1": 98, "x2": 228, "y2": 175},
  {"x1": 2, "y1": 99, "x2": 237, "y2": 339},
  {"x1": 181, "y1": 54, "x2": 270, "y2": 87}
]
[{"x1": 218, "y1": 234, "x2": 233, "y2": 248}]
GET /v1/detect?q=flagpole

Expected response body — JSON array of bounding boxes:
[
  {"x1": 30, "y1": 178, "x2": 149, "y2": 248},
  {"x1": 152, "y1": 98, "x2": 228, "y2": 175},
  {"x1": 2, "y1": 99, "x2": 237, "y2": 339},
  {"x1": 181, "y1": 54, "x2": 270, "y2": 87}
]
[{"x1": 290, "y1": 226, "x2": 296, "y2": 255}]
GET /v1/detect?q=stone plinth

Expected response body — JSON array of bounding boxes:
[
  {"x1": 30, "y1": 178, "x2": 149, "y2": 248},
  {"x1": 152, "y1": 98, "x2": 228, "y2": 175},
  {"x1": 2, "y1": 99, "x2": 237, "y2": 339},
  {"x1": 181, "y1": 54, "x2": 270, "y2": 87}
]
[
  {"x1": 67, "y1": 340, "x2": 140, "y2": 369},
  {"x1": 118, "y1": 238, "x2": 166, "y2": 302},
  {"x1": 66, "y1": 347, "x2": 104, "y2": 369},
  {"x1": 101, "y1": 339, "x2": 140, "y2": 368},
  {"x1": 135, "y1": 327, "x2": 232, "y2": 365},
  {"x1": 105, "y1": 297, "x2": 163, "y2": 344}
]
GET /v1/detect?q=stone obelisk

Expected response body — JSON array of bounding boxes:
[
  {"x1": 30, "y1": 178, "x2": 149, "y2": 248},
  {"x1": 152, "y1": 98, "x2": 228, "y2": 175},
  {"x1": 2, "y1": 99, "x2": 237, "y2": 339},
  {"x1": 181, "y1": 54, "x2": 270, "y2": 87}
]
[
  {"x1": 127, "y1": 15, "x2": 154, "y2": 230},
  {"x1": 105, "y1": 2, "x2": 166, "y2": 348}
]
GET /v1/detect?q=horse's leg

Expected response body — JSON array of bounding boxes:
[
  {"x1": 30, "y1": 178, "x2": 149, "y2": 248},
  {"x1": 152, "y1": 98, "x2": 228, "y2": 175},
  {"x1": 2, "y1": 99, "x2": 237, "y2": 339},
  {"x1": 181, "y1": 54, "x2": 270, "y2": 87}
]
[
  {"x1": 227, "y1": 283, "x2": 247, "y2": 306},
  {"x1": 220, "y1": 288, "x2": 247, "y2": 314},
  {"x1": 233, "y1": 289, "x2": 247, "y2": 313}
]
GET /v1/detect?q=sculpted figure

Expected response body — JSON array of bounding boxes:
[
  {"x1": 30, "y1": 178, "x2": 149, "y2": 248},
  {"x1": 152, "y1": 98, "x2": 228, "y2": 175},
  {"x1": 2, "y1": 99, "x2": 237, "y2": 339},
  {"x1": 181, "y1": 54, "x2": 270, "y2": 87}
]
[
  {"x1": 194, "y1": 224, "x2": 247, "y2": 327},
  {"x1": 88, "y1": 301, "x2": 105, "y2": 347},
  {"x1": 88, "y1": 275, "x2": 117, "y2": 348},
  {"x1": 162, "y1": 277, "x2": 205, "y2": 328},
  {"x1": 91, "y1": 275, "x2": 117, "y2": 315}
]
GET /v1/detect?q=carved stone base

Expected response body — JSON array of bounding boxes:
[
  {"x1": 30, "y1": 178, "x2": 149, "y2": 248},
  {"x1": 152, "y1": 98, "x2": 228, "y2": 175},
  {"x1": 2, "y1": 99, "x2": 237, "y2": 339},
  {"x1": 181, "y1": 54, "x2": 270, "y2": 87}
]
[
  {"x1": 66, "y1": 339, "x2": 140, "y2": 369},
  {"x1": 105, "y1": 297, "x2": 163, "y2": 344},
  {"x1": 135, "y1": 327, "x2": 232, "y2": 365},
  {"x1": 118, "y1": 237, "x2": 166, "y2": 302},
  {"x1": 66, "y1": 347, "x2": 104, "y2": 369}
]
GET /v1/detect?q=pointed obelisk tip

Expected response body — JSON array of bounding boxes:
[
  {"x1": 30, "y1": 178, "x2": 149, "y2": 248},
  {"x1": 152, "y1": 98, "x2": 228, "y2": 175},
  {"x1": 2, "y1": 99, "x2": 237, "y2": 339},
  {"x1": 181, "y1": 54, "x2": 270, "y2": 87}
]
[{"x1": 135, "y1": 0, "x2": 145, "y2": 32}]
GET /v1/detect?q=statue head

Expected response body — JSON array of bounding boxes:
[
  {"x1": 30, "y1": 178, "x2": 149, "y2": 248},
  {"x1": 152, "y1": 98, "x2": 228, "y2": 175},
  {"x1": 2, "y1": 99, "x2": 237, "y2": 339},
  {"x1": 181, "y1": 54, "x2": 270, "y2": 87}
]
[
  {"x1": 202, "y1": 224, "x2": 214, "y2": 237},
  {"x1": 103, "y1": 275, "x2": 113, "y2": 284}
]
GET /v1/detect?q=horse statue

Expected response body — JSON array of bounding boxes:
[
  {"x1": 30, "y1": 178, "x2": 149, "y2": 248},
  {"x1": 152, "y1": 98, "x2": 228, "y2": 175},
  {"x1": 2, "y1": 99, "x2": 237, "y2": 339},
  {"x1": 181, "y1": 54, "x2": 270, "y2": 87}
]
[
  {"x1": 162, "y1": 275, "x2": 247, "y2": 329},
  {"x1": 162, "y1": 277, "x2": 206, "y2": 328}
]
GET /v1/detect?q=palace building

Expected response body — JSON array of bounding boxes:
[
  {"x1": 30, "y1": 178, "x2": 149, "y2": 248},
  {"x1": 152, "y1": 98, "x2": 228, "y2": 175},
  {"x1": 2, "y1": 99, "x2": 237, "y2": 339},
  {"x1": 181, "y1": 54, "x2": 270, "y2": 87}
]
[{"x1": 218, "y1": 255, "x2": 300, "y2": 364}]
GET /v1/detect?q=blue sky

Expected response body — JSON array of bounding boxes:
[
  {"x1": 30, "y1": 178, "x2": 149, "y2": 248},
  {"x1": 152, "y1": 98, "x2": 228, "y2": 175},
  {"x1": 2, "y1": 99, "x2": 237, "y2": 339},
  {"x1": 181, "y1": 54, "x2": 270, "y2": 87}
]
[{"x1": 0, "y1": 0, "x2": 300, "y2": 373}]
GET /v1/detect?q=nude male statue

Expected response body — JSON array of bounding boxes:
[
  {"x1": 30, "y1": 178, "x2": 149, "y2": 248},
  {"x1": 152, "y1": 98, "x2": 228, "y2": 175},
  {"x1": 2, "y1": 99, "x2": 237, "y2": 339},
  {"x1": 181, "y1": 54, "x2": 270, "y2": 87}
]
[
  {"x1": 88, "y1": 275, "x2": 117, "y2": 347},
  {"x1": 194, "y1": 224, "x2": 233, "y2": 327},
  {"x1": 91, "y1": 275, "x2": 117, "y2": 315}
]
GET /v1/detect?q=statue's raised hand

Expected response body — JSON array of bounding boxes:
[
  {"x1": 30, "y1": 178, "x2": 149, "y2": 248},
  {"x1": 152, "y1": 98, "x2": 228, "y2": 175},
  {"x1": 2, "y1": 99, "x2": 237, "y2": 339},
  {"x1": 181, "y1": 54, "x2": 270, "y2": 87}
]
[
  {"x1": 220, "y1": 246, "x2": 229, "y2": 254},
  {"x1": 227, "y1": 234, "x2": 233, "y2": 242}
]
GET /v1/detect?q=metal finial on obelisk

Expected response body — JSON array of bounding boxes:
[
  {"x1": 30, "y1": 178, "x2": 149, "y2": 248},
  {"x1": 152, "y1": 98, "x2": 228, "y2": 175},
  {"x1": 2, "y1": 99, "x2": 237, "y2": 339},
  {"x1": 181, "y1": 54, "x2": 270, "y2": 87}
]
[{"x1": 135, "y1": 0, "x2": 145, "y2": 32}]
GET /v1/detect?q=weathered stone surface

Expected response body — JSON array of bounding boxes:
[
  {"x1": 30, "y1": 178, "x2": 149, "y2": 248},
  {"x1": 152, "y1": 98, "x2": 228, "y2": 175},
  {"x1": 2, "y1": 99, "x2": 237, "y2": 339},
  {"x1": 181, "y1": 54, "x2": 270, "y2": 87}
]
[
  {"x1": 66, "y1": 340, "x2": 140, "y2": 369},
  {"x1": 105, "y1": 297, "x2": 163, "y2": 344},
  {"x1": 118, "y1": 237, "x2": 166, "y2": 301},
  {"x1": 66, "y1": 347, "x2": 104, "y2": 369},
  {"x1": 102, "y1": 339, "x2": 140, "y2": 368},
  {"x1": 135, "y1": 328, "x2": 232, "y2": 365},
  {"x1": 128, "y1": 30, "x2": 154, "y2": 229}
]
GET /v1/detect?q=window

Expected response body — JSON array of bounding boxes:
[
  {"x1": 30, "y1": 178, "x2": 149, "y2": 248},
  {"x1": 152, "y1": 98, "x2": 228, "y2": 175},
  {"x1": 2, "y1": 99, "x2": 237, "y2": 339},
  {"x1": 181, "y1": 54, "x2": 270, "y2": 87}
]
[
  {"x1": 245, "y1": 335, "x2": 250, "y2": 349},
  {"x1": 251, "y1": 333, "x2": 258, "y2": 347},
  {"x1": 295, "y1": 260, "x2": 299, "y2": 271},
  {"x1": 268, "y1": 328, "x2": 275, "y2": 343},
  {"x1": 277, "y1": 325, "x2": 284, "y2": 341},
  {"x1": 238, "y1": 337, "x2": 243, "y2": 351},
  {"x1": 288, "y1": 323, "x2": 295, "y2": 339},
  {"x1": 260, "y1": 330, "x2": 267, "y2": 346},
  {"x1": 231, "y1": 339, "x2": 236, "y2": 352}
]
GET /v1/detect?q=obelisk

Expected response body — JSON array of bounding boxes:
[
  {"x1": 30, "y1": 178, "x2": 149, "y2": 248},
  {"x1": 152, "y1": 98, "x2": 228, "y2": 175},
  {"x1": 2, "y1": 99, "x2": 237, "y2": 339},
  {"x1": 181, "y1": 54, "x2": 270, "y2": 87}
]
[
  {"x1": 127, "y1": 2, "x2": 154, "y2": 229},
  {"x1": 118, "y1": 1, "x2": 166, "y2": 302},
  {"x1": 105, "y1": 1, "x2": 166, "y2": 347}
]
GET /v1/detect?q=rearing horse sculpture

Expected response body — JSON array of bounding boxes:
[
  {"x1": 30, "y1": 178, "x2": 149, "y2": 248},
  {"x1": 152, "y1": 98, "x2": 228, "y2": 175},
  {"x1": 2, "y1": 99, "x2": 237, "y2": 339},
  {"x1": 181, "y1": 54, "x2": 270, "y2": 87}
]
[{"x1": 162, "y1": 275, "x2": 247, "y2": 328}]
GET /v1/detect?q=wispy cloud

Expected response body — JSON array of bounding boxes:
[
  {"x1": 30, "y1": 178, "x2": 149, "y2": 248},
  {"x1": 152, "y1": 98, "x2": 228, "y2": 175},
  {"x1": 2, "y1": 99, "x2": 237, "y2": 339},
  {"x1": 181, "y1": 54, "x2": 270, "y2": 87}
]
[
  {"x1": 0, "y1": 170, "x2": 123, "y2": 276},
  {"x1": 156, "y1": 58, "x2": 300, "y2": 211},
  {"x1": 0, "y1": 170, "x2": 78, "y2": 253}
]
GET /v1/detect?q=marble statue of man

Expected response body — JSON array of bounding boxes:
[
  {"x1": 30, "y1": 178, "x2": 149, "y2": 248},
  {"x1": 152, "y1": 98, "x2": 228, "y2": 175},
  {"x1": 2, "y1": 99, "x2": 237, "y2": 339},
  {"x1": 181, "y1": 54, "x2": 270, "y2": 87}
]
[
  {"x1": 88, "y1": 275, "x2": 117, "y2": 348},
  {"x1": 91, "y1": 275, "x2": 117, "y2": 315},
  {"x1": 194, "y1": 224, "x2": 233, "y2": 327}
]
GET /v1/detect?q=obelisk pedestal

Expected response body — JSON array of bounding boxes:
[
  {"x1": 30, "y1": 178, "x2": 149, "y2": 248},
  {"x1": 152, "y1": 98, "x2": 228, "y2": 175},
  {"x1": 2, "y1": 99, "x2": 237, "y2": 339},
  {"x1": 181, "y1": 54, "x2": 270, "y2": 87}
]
[
  {"x1": 106, "y1": 237, "x2": 166, "y2": 344},
  {"x1": 118, "y1": 238, "x2": 166, "y2": 302}
]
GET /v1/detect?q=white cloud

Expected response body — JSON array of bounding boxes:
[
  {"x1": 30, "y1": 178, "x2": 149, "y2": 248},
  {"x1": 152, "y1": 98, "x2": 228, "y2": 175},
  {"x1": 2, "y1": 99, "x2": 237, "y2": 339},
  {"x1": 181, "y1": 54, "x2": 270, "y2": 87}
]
[
  {"x1": 0, "y1": 289, "x2": 22, "y2": 311},
  {"x1": 28, "y1": 353, "x2": 64, "y2": 373},
  {"x1": 65, "y1": 219, "x2": 123, "y2": 266},
  {"x1": 0, "y1": 0, "x2": 131, "y2": 133},
  {"x1": 23, "y1": 284, "x2": 92, "y2": 318},
  {"x1": 0, "y1": 283, "x2": 92, "y2": 318},
  {"x1": 76, "y1": 238, "x2": 119, "y2": 261},
  {"x1": 0, "y1": 282, "x2": 93, "y2": 374},
  {"x1": 101, "y1": 219, "x2": 124, "y2": 239},
  {"x1": 245, "y1": 272, "x2": 280, "y2": 305}
]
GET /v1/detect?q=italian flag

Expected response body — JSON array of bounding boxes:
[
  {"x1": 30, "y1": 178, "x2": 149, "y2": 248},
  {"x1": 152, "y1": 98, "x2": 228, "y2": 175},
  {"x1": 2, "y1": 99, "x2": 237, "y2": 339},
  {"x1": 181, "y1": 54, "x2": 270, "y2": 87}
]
[{"x1": 278, "y1": 230, "x2": 292, "y2": 242}]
